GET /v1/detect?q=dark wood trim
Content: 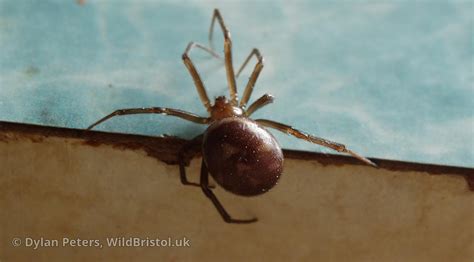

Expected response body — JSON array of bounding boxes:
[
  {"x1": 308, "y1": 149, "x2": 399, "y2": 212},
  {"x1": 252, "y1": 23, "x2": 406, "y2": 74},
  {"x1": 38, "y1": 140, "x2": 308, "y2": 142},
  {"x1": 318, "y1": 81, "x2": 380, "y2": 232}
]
[{"x1": 1, "y1": 121, "x2": 472, "y2": 190}]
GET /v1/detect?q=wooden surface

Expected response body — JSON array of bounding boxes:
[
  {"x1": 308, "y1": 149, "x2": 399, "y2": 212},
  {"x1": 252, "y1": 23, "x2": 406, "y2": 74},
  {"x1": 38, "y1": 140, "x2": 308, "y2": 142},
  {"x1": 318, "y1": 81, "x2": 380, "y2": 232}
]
[{"x1": 1, "y1": 121, "x2": 473, "y2": 262}]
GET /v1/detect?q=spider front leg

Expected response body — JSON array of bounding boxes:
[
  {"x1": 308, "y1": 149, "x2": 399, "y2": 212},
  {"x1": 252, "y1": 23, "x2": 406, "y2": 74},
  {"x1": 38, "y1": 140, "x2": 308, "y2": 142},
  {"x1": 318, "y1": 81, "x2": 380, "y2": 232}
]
[
  {"x1": 209, "y1": 8, "x2": 238, "y2": 105},
  {"x1": 200, "y1": 159, "x2": 258, "y2": 224},
  {"x1": 189, "y1": 9, "x2": 264, "y2": 102},
  {"x1": 184, "y1": 42, "x2": 221, "y2": 59},
  {"x1": 182, "y1": 45, "x2": 214, "y2": 113},
  {"x1": 255, "y1": 119, "x2": 377, "y2": 167},
  {"x1": 87, "y1": 107, "x2": 209, "y2": 130},
  {"x1": 237, "y1": 48, "x2": 264, "y2": 109}
]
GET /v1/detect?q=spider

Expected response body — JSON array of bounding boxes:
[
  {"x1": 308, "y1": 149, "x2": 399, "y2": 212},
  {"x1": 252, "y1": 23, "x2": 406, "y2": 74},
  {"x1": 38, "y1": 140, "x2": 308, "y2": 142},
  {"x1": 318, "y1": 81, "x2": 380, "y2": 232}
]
[{"x1": 87, "y1": 9, "x2": 376, "y2": 224}]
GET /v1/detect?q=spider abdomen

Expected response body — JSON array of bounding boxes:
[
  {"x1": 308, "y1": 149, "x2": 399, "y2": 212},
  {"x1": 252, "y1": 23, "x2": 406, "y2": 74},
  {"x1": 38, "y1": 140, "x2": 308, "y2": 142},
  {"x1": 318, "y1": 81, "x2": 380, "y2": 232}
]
[{"x1": 202, "y1": 117, "x2": 284, "y2": 196}]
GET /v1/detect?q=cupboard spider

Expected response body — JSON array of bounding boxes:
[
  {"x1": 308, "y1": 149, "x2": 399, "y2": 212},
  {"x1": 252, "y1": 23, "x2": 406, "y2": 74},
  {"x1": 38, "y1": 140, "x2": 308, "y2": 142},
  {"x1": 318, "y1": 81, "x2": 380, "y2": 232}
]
[{"x1": 87, "y1": 9, "x2": 376, "y2": 224}]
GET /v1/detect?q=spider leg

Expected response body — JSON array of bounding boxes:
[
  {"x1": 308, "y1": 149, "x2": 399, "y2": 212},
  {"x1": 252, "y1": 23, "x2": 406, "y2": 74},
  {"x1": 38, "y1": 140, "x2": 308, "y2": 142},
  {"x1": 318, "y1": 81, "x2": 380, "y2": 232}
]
[
  {"x1": 184, "y1": 41, "x2": 221, "y2": 59},
  {"x1": 255, "y1": 119, "x2": 377, "y2": 167},
  {"x1": 87, "y1": 107, "x2": 210, "y2": 130},
  {"x1": 182, "y1": 43, "x2": 214, "y2": 113},
  {"x1": 178, "y1": 135, "x2": 203, "y2": 187},
  {"x1": 184, "y1": 43, "x2": 261, "y2": 80},
  {"x1": 245, "y1": 93, "x2": 274, "y2": 117},
  {"x1": 209, "y1": 8, "x2": 238, "y2": 105},
  {"x1": 237, "y1": 49, "x2": 264, "y2": 109},
  {"x1": 200, "y1": 159, "x2": 258, "y2": 224},
  {"x1": 236, "y1": 48, "x2": 263, "y2": 78},
  {"x1": 177, "y1": 135, "x2": 218, "y2": 188},
  {"x1": 185, "y1": 43, "x2": 263, "y2": 83}
]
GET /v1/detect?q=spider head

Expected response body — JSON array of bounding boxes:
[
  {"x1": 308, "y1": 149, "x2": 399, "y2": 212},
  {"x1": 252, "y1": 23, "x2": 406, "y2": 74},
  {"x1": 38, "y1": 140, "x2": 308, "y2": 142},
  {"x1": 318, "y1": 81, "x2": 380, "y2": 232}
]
[
  {"x1": 213, "y1": 96, "x2": 228, "y2": 106},
  {"x1": 210, "y1": 96, "x2": 243, "y2": 120}
]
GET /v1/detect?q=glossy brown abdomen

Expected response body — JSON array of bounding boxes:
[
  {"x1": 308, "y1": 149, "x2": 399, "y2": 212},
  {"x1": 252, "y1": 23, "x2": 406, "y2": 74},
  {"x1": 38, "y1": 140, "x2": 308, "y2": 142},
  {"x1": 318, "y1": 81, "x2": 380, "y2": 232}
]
[{"x1": 202, "y1": 117, "x2": 284, "y2": 196}]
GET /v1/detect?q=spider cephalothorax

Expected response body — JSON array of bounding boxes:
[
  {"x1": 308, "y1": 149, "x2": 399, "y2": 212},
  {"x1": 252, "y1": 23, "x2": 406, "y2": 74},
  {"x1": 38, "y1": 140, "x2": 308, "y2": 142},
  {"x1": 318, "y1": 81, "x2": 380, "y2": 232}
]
[
  {"x1": 210, "y1": 96, "x2": 243, "y2": 120},
  {"x1": 88, "y1": 9, "x2": 376, "y2": 224}
]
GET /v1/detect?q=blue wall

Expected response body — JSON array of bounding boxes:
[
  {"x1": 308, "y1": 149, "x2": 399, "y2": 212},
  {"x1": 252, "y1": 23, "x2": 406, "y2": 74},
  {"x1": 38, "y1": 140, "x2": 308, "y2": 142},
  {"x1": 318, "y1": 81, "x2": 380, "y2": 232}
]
[{"x1": 0, "y1": 1, "x2": 472, "y2": 167}]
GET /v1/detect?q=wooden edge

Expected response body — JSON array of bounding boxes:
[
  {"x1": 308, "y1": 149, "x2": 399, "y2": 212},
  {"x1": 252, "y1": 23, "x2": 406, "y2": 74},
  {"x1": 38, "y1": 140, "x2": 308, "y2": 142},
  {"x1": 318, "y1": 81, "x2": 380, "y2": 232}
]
[{"x1": 1, "y1": 120, "x2": 472, "y2": 190}]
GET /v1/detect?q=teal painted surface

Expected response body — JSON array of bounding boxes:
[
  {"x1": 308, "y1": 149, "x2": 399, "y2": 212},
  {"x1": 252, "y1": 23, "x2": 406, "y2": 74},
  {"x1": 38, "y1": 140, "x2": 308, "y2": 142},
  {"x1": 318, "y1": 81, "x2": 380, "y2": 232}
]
[{"x1": 0, "y1": 1, "x2": 472, "y2": 167}]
